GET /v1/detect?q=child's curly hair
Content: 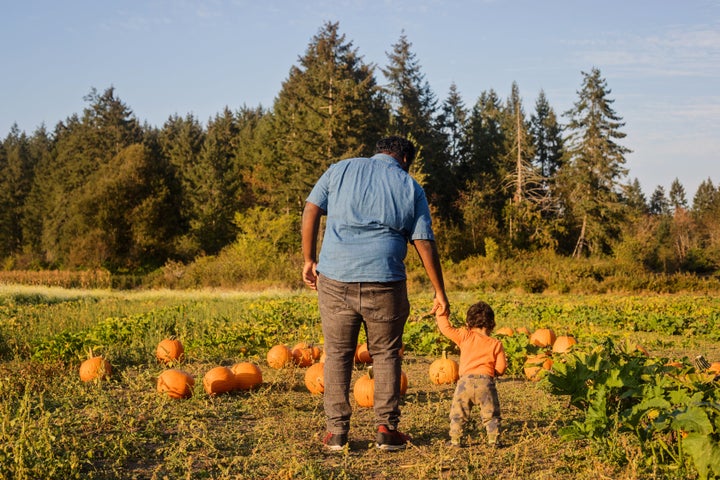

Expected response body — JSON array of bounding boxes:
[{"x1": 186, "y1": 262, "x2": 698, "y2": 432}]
[{"x1": 465, "y1": 301, "x2": 495, "y2": 331}]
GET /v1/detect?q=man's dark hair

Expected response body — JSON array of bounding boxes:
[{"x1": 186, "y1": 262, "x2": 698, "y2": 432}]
[
  {"x1": 465, "y1": 301, "x2": 495, "y2": 331},
  {"x1": 376, "y1": 136, "x2": 416, "y2": 166}
]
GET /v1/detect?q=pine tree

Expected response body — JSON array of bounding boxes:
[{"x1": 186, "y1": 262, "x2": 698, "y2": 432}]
[
  {"x1": 622, "y1": 178, "x2": 648, "y2": 215},
  {"x1": 382, "y1": 32, "x2": 451, "y2": 214},
  {"x1": 435, "y1": 83, "x2": 468, "y2": 221},
  {"x1": 649, "y1": 186, "x2": 670, "y2": 215},
  {"x1": 0, "y1": 125, "x2": 37, "y2": 259},
  {"x1": 668, "y1": 178, "x2": 688, "y2": 212},
  {"x1": 31, "y1": 88, "x2": 142, "y2": 267},
  {"x1": 263, "y1": 21, "x2": 389, "y2": 213},
  {"x1": 530, "y1": 90, "x2": 564, "y2": 180},
  {"x1": 559, "y1": 68, "x2": 630, "y2": 257},
  {"x1": 500, "y1": 82, "x2": 556, "y2": 249}
]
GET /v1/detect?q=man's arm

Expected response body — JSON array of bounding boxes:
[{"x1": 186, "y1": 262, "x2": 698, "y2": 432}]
[
  {"x1": 301, "y1": 202, "x2": 324, "y2": 290},
  {"x1": 413, "y1": 239, "x2": 449, "y2": 316}
]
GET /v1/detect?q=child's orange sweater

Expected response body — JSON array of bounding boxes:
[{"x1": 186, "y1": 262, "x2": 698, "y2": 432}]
[{"x1": 436, "y1": 315, "x2": 507, "y2": 377}]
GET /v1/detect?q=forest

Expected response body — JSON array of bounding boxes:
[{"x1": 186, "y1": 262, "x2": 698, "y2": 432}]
[{"x1": 0, "y1": 22, "x2": 718, "y2": 289}]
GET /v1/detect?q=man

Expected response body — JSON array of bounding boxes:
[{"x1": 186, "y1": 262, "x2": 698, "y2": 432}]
[{"x1": 302, "y1": 136, "x2": 449, "y2": 452}]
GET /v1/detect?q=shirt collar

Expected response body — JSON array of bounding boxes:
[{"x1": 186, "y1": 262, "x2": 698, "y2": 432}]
[{"x1": 371, "y1": 153, "x2": 403, "y2": 169}]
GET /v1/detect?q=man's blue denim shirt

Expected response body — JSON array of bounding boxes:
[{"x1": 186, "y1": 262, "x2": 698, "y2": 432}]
[{"x1": 306, "y1": 153, "x2": 435, "y2": 283}]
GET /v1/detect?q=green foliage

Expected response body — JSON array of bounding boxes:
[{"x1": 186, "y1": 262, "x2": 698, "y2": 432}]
[
  {"x1": 548, "y1": 337, "x2": 720, "y2": 478},
  {"x1": 497, "y1": 332, "x2": 532, "y2": 376}
]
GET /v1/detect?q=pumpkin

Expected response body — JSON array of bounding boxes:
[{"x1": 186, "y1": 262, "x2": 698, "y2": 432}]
[
  {"x1": 353, "y1": 367, "x2": 408, "y2": 407},
  {"x1": 353, "y1": 368, "x2": 375, "y2": 407},
  {"x1": 529, "y1": 328, "x2": 556, "y2": 347},
  {"x1": 291, "y1": 342, "x2": 314, "y2": 367},
  {"x1": 428, "y1": 351, "x2": 459, "y2": 385},
  {"x1": 203, "y1": 366, "x2": 236, "y2": 395},
  {"x1": 515, "y1": 326, "x2": 531, "y2": 336},
  {"x1": 399, "y1": 370, "x2": 409, "y2": 395},
  {"x1": 495, "y1": 326, "x2": 514, "y2": 336},
  {"x1": 311, "y1": 344, "x2": 323, "y2": 361},
  {"x1": 156, "y1": 338, "x2": 184, "y2": 364},
  {"x1": 157, "y1": 369, "x2": 195, "y2": 399},
  {"x1": 707, "y1": 362, "x2": 720, "y2": 374},
  {"x1": 552, "y1": 335, "x2": 577, "y2": 353},
  {"x1": 355, "y1": 342, "x2": 373, "y2": 364},
  {"x1": 524, "y1": 353, "x2": 553, "y2": 381},
  {"x1": 304, "y1": 362, "x2": 325, "y2": 394},
  {"x1": 266, "y1": 345, "x2": 293, "y2": 369},
  {"x1": 79, "y1": 356, "x2": 112, "y2": 382},
  {"x1": 231, "y1": 362, "x2": 263, "y2": 390}
]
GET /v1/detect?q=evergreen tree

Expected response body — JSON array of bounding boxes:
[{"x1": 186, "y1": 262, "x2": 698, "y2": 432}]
[
  {"x1": 621, "y1": 178, "x2": 648, "y2": 215},
  {"x1": 18, "y1": 126, "x2": 53, "y2": 261},
  {"x1": 500, "y1": 82, "x2": 558, "y2": 249},
  {"x1": 649, "y1": 185, "x2": 670, "y2": 215},
  {"x1": 559, "y1": 68, "x2": 630, "y2": 257},
  {"x1": 157, "y1": 113, "x2": 206, "y2": 258},
  {"x1": 382, "y1": 32, "x2": 452, "y2": 214},
  {"x1": 668, "y1": 178, "x2": 688, "y2": 212},
  {"x1": 435, "y1": 83, "x2": 469, "y2": 221},
  {"x1": 437, "y1": 83, "x2": 468, "y2": 168},
  {"x1": 462, "y1": 91, "x2": 506, "y2": 207},
  {"x1": 74, "y1": 142, "x2": 178, "y2": 269},
  {"x1": 31, "y1": 88, "x2": 142, "y2": 267},
  {"x1": 185, "y1": 108, "x2": 243, "y2": 255},
  {"x1": 263, "y1": 21, "x2": 389, "y2": 213},
  {"x1": 0, "y1": 125, "x2": 37, "y2": 259},
  {"x1": 692, "y1": 178, "x2": 718, "y2": 214},
  {"x1": 530, "y1": 90, "x2": 564, "y2": 180}
]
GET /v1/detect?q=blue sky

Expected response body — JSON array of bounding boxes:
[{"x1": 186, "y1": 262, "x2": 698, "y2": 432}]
[{"x1": 2, "y1": 0, "x2": 718, "y2": 198}]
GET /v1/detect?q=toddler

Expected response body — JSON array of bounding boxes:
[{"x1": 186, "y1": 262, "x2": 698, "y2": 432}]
[{"x1": 435, "y1": 301, "x2": 507, "y2": 447}]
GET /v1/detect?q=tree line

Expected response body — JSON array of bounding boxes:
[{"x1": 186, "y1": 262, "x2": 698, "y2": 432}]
[{"x1": 0, "y1": 22, "x2": 718, "y2": 277}]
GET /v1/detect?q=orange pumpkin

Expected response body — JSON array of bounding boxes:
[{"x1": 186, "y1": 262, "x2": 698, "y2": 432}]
[
  {"x1": 156, "y1": 338, "x2": 184, "y2": 364},
  {"x1": 355, "y1": 342, "x2": 373, "y2": 364},
  {"x1": 157, "y1": 369, "x2": 195, "y2": 399},
  {"x1": 266, "y1": 345, "x2": 293, "y2": 369},
  {"x1": 79, "y1": 356, "x2": 112, "y2": 382},
  {"x1": 310, "y1": 345, "x2": 323, "y2": 361},
  {"x1": 524, "y1": 353, "x2": 553, "y2": 381},
  {"x1": 230, "y1": 362, "x2": 263, "y2": 390},
  {"x1": 291, "y1": 342, "x2": 314, "y2": 367},
  {"x1": 304, "y1": 362, "x2": 325, "y2": 394},
  {"x1": 203, "y1": 366, "x2": 236, "y2": 395},
  {"x1": 552, "y1": 335, "x2": 577, "y2": 353},
  {"x1": 353, "y1": 367, "x2": 408, "y2": 407},
  {"x1": 429, "y1": 351, "x2": 459, "y2": 385},
  {"x1": 400, "y1": 370, "x2": 409, "y2": 395},
  {"x1": 707, "y1": 362, "x2": 720, "y2": 374},
  {"x1": 529, "y1": 328, "x2": 556, "y2": 347},
  {"x1": 353, "y1": 369, "x2": 375, "y2": 407},
  {"x1": 495, "y1": 326, "x2": 514, "y2": 336},
  {"x1": 516, "y1": 326, "x2": 531, "y2": 336}
]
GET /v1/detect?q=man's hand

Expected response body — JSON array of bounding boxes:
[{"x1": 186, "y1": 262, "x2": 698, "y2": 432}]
[
  {"x1": 302, "y1": 261, "x2": 318, "y2": 290},
  {"x1": 430, "y1": 292, "x2": 450, "y2": 318}
]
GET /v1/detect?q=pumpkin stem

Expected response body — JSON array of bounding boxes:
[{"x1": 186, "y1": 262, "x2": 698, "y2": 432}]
[{"x1": 368, "y1": 365, "x2": 374, "y2": 379}]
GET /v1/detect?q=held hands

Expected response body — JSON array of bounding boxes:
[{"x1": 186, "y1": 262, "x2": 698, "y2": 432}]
[{"x1": 430, "y1": 292, "x2": 450, "y2": 319}]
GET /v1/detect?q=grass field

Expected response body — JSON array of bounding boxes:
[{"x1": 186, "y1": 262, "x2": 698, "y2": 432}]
[{"x1": 1, "y1": 285, "x2": 719, "y2": 479}]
